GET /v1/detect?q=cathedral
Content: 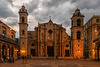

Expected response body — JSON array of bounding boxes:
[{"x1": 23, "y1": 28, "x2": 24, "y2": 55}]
[{"x1": 19, "y1": 5, "x2": 84, "y2": 59}]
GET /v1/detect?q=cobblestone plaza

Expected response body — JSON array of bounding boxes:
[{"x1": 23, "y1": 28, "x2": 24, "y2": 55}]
[{"x1": 0, "y1": 59, "x2": 100, "y2": 67}]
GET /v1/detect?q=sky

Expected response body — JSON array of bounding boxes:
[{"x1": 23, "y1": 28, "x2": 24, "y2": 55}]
[{"x1": 0, "y1": 0, "x2": 100, "y2": 38}]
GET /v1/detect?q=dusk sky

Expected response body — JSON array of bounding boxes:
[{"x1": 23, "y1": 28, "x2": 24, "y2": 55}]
[{"x1": 0, "y1": 0, "x2": 100, "y2": 38}]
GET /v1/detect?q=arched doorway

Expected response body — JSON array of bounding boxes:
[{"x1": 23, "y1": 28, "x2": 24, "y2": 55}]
[
  {"x1": 46, "y1": 41, "x2": 54, "y2": 57},
  {"x1": 47, "y1": 46, "x2": 54, "y2": 57},
  {"x1": 97, "y1": 44, "x2": 100, "y2": 60},
  {"x1": 11, "y1": 47, "x2": 13, "y2": 57},
  {"x1": 2, "y1": 45, "x2": 7, "y2": 60}
]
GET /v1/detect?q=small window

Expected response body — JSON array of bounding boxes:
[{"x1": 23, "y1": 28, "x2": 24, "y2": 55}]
[
  {"x1": 78, "y1": 49, "x2": 79, "y2": 51},
  {"x1": 28, "y1": 33, "x2": 31, "y2": 36},
  {"x1": 31, "y1": 43, "x2": 34, "y2": 46},
  {"x1": 66, "y1": 44, "x2": 69, "y2": 47},
  {"x1": 22, "y1": 30, "x2": 25, "y2": 35},
  {"x1": 96, "y1": 19, "x2": 99, "y2": 22},
  {"x1": 78, "y1": 12, "x2": 80, "y2": 16},
  {"x1": 77, "y1": 31, "x2": 81, "y2": 39},
  {"x1": 22, "y1": 17, "x2": 25, "y2": 22},
  {"x1": 2, "y1": 30, "x2": 6, "y2": 36},
  {"x1": 78, "y1": 44, "x2": 79, "y2": 46},
  {"x1": 48, "y1": 29, "x2": 52, "y2": 34},
  {"x1": 77, "y1": 19, "x2": 81, "y2": 26},
  {"x1": 97, "y1": 26, "x2": 100, "y2": 30},
  {"x1": 11, "y1": 35, "x2": 13, "y2": 40}
]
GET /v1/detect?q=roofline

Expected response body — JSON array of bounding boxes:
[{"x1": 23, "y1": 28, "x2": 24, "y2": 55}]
[
  {"x1": 84, "y1": 15, "x2": 100, "y2": 26},
  {"x1": 0, "y1": 21, "x2": 16, "y2": 33}
]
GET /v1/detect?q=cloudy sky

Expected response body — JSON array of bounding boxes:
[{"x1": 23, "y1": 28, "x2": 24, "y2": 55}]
[{"x1": 0, "y1": 0, "x2": 100, "y2": 38}]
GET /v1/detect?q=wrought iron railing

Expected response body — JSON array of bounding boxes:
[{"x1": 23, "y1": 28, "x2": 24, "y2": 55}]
[
  {"x1": 0, "y1": 34, "x2": 17, "y2": 45},
  {"x1": 93, "y1": 38, "x2": 100, "y2": 43}
]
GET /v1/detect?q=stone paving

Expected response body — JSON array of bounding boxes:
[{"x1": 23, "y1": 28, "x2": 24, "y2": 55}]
[{"x1": 0, "y1": 59, "x2": 100, "y2": 67}]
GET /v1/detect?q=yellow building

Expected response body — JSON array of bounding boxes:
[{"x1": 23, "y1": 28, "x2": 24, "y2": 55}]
[
  {"x1": 93, "y1": 25, "x2": 100, "y2": 60},
  {"x1": 0, "y1": 21, "x2": 17, "y2": 61},
  {"x1": 84, "y1": 16, "x2": 100, "y2": 59}
]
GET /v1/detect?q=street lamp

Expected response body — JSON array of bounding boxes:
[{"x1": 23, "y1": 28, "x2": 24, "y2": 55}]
[
  {"x1": 21, "y1": 50, "x2": 26, "y2": 53},
  {"x1": 78, "y1": 51, "x2": 80, "y2": 52}
]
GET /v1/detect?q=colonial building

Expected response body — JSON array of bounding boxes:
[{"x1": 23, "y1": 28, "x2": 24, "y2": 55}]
[
  {"x1": 0, "y1": 21, "x2": 18, "y2": 61},
  {"x1": 93, "y1": 25, "x2": 100, "y2": 60},
  {"x1": 84, "y1": 16, "x2": 100, "y2": 59}
]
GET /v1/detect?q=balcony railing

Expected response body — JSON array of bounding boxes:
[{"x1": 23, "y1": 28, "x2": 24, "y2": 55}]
[
  {"x1": 0, "y1": 34, "x2": 17, "y2": 45},
  {"x1": 93, "y1": 38, "x2": 100, "y2": 43}
]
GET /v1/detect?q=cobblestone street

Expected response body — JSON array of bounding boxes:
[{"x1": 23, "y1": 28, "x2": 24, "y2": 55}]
[{"x1": 0, "y1": 59, "x2": 100, "y2": 67}]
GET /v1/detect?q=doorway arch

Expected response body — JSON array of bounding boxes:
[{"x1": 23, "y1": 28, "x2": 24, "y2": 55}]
[{"x1": 97, "y1": 44, "x2": 100, "y2": 60}]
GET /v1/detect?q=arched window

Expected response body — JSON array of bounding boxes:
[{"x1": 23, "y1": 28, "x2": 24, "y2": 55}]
[
  {"x1": 22, "y1": 30, "x2": 25, "y2": 35},
  {"x1": 78, "y1": 12, "x2": 80, "y2": 16},
  {"x1": 77, "y1": 19, "x2": 81, "y2": 26},
  {"x1": 77, "y1": 31, "x2": 81, "y2": 39},
  {"x1": 66, "y1": 44, "x2": 69, "y2": 47},
  {"x1": 11, "y1": 47, "x2": 13, "y2": 57},
  {"x1": 31, "y1": 43, "x2": 34, "y2": 46},
  {"x1": 22, "y1": 17, "x2": 25, "y2": 22}
]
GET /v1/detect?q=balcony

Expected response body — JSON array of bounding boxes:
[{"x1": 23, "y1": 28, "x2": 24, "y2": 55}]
[
  {"x1": 0, "y1": 34, "x2": 17, "y2": 45},
  {"x1": 93, "y1": 38, "x2": 100, "y2": 43}
]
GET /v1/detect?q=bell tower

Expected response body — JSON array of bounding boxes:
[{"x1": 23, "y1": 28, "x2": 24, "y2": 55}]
[
  {"x1": 71, "y1": 8, "x2": 84, "y2": 58},
  {"x1": 19, "y1": 5, "x2": 28, "y2": 56}
]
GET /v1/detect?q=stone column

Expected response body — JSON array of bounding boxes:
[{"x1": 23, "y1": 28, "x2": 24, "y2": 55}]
[
  {"x1": 97, "y1": 46, "x2": 99, "y2": 60},
  {"x1": 54, "y1": 25, "x2": 56, "y2": 58},
  {"x1": 5, "y1": 45, "x2": 7, "y2": 59},
  {"x1": 54, "y1": 45, "x2": 56, "y2": 59},
  {"x1": 7, "y1": 45, "x2": 9, "y2": 57},
  {"x1": 38, "y1": 25, "x2": 40, "y2": 57},
  {"x1": 46, "y1": 45, "x2": 48, "y2": 57},
  {"x1": 14, "y1": 46, "x2": 17, "y2": 59},
  {"x1": 62, "y1": 45, "x2": 64, "y2": 58},
  {"x1": 60, "y1": 28, "x2": 62, "y2": 57}
]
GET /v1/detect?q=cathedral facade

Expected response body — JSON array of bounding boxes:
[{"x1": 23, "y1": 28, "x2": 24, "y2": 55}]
[
  {"x1": 27, "y1": 20, "x2": 71, "y2": 58},
  {"x1": 19, "y1": 5, "x2": 84, "y2": 59}
]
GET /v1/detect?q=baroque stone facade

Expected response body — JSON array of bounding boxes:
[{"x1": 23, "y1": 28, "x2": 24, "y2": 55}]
[
  {"x1": 27, "y1": 20, "x2": 71, "y2": 58},
  {"x1": 19, "y1": 5, "x2": 84, "y2": 59}
]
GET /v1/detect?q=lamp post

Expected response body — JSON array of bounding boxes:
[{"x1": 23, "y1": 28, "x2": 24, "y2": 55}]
[{"x1": 20, "y1": 50, "x2": 26, "y2": 56}]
